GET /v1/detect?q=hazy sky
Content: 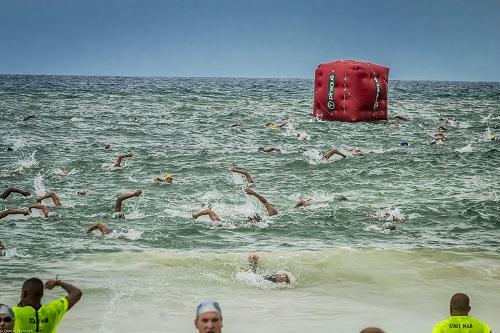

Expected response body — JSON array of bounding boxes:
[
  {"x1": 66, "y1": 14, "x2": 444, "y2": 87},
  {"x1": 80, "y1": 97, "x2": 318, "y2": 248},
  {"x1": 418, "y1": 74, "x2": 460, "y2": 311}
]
[{"x1": 1, "y1": 0, "x2": 499, "y2": 81}]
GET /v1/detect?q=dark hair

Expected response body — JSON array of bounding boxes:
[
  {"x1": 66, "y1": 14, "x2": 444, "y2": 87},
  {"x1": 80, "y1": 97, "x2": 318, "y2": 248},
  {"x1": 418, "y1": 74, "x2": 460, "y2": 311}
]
[
  {"x1": 450, "y1": 293, "x2": 470, "y2": 312},
  {"x1": 22, "y1": 278, "x2": 44, "y2": 298}
]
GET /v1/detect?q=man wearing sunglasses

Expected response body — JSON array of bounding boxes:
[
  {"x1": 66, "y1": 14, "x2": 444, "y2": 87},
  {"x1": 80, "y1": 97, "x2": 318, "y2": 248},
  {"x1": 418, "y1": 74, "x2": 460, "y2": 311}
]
[{"x1": 0, "y1": 304, "x2": 15, "y2": 333}]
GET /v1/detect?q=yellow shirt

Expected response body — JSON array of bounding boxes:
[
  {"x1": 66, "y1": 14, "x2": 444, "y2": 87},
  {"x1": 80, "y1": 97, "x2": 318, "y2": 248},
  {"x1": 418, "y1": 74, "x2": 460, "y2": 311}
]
[
  {"x1": 13, "y1": 297, "x2": 68, "y2": 333},
  {"x1": 433, "y1": 315, "x2": 492, "y2": 333}
]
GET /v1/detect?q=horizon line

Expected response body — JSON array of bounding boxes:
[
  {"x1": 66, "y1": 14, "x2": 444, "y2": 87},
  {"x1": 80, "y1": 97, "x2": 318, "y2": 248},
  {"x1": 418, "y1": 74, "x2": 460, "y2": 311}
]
[{"x1": 0, "y1": 73, "x2": 499, "y2": 83}]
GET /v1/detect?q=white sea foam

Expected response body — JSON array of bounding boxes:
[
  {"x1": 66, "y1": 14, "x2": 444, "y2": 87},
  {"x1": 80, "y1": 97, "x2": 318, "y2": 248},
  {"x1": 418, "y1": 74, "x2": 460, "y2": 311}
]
[
  {"x1": 14, "y1": 151, "x2": 38, "y2": 172},
  {"x1": 33, "y1": 172, "x2": 47, "y2": 196},
  {"x1": 456, "y1": 144, "x2": 473, "y2": 153}
]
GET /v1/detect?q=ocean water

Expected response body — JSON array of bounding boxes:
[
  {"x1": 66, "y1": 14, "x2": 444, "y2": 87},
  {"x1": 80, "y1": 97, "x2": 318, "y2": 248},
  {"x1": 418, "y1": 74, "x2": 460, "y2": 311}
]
[{"x1": 0, "y1": 75, "x2": 499, "y2": 332}]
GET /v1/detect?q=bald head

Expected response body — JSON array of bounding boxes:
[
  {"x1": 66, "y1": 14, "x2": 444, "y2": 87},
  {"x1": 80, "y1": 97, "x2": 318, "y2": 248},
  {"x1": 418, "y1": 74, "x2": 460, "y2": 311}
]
[
  {"x1": 450, "y1": 293, "x2": 470, "y2": 315},
  {"x1": 21, "y1": 278, "x2": 44, "y2": 304},
  {"x1": 360, "y1": 328, "x2": 385, "y2": 333}
]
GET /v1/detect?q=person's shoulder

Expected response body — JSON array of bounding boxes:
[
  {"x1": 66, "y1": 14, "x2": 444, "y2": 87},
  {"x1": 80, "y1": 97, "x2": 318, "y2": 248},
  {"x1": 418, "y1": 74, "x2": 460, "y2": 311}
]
[
  {"x1": 43, "y1": 297, "x2": 68, "y2": 312},
  {"x1": 467, "y1": 315, "x2": 492, "y2": 329}
]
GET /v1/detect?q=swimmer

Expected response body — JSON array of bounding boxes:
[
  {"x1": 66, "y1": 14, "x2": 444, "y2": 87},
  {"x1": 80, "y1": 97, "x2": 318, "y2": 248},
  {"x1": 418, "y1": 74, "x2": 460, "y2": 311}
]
[
  {"x1": 36, "y1": 191, "x2": 62, "y2": 206},
  {"x1": 244, "y1": 188, "x2": 278, "y2": 216},
  {"x1": 114, "y1": 152, "x2": 134, "y2": 167},
  {"x1": 265, "y1": 121, "x2": 288, "y2": 129},
  {"x1": 389, "y1": 121, "x2": 399, "y2": 129},
  {"x1": 87, "y1": 222, "x2": 113, "y2": 235},
  {"x1": 294, "y1": 197, "x2": 312, "y2": 208},
  {"x1": 192, "y1": 208, "x2": 221, "y2": 222},
  {"x1": 22, "y1": 115, "x2": 36, "y2": 121},
  {"x1": 258, "y1": 147, "x2": 281, "y2": 153},
  {"x1": 113, "y1": 189, "x2": 142, "y2": 218},
  {"x1": 153, "y1": 174, "x2": 173, "y2": 184},
  {"x1": 400, "y1": 141, "x2": 409, "y2": 147},
  {"x1": 1, "y1": 188, "x2": 31, "y2": 200},
  {"x1": 104, "y1": 143, "x2": 111, "y2": 150},
  {"x1": 322, "y1": 148, "x2": 347, "y2": 160},
  {"x1": 247, "y1": 253, "x2": 290, "y2": 284},
  {"x1": 392, "y1": 115, "x2": 407, "y2": 121},
  {"x1": 230, "y1": 167, "x2": 254, "y2": 184},
  {"x1": 0, "y1": 240, "x2": 6, "y2": 256},
  {"x1": 350, "y1": 148, "x2": 363, "y2": 156},
  {"x1": 192, "y1": 208, "x2": 261, "y2": 224},
  {"x1": 334, "y1": 194, "x2": 348, "y2": 201},
  {"x1": 0, "y1": 209, "x2": 30, "y2": 219},
  {"x1": 437, "y1": 126, "x2": 448, "y2": 132},
  {"x1": 28, "y1": 204, "x2": 50, "y2": 218},
  {"x1": 431, "y1": 133, "x2": 448, "y2": 144}
]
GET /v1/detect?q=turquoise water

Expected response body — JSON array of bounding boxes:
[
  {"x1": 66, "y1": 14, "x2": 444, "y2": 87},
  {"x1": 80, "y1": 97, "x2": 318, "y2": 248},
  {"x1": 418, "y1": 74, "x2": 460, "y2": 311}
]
[{"x1": 1, "y1": 76, "x2": 499, "y2": 332}]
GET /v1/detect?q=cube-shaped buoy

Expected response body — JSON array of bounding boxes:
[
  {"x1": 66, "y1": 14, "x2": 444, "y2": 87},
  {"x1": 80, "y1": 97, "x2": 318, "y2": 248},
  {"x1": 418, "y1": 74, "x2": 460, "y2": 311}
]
[{"x1": 313, "y1": 60, "x2": 389, "y2": 122}]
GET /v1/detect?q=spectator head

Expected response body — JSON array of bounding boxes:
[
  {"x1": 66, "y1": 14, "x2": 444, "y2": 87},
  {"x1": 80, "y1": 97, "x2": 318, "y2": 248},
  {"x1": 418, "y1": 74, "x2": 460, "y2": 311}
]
[
  {"x1": 450, "y1": 293, "x2": 471, "y2": 315},
  {"x1": 20, "y1": 278, "x2": 44, "y2": 306},
  {"x1": 0, "y1": 304, "x2": 15, "y2": 332},
  {"x1": 194, "y1": 300, "x2": 223, "y2": 333},
  {"x1": 360, "y1": 328, "x2": 385, "y2": 333}
]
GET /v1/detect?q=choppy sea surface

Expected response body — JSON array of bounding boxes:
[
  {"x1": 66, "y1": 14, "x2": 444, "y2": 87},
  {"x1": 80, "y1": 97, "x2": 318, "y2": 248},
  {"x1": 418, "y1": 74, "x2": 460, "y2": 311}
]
[{"x1": 1, "y1": 75, "x2": 499, "y2": 332}]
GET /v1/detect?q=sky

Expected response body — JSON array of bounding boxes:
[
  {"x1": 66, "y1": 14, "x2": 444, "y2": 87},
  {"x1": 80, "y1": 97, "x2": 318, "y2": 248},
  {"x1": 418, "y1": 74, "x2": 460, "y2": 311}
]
[{"x1": 1, "y1": 0, "x2": 499, "y2": 81}]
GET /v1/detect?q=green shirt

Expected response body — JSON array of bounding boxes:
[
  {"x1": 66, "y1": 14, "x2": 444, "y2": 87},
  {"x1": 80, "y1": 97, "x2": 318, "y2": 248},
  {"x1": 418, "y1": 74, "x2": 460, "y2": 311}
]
[
  {"x1": 433, "y1": 315, "x2": 492, "y2": 333},
  {"x1": 13, "y1": 297, "x2": 68, "y2": 333}
]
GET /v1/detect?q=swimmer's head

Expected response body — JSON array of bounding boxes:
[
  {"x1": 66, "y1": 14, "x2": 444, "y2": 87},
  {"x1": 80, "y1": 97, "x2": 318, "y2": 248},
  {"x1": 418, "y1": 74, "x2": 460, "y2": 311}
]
[
  {"x1": 400, "y1": 141, "x2": 409, "y2": 147},
  {"x1": 164, "y1": 175, "x2": 173, "y2": 183},
  {"x1": 113, "y1": 212, "x2": 125, "y2": 219},
  {"x1": 247, "y1": 253, "x2": 260, "y2": 265},
  {"x1": 264, "y1": 273, "x2": 290, "y2": 284},
  {"x1": 246, "y1": 213, "x2": 261, "y2": 223},
  {"x1": 490, "y1": 134, "x2": 496, "y2": 141}
]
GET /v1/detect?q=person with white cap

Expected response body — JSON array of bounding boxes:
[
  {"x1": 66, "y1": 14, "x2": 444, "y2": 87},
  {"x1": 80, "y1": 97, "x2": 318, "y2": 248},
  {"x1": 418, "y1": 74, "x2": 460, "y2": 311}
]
[
  {"x1": 194, "y1": 300, "x2": 223, "y2": 333},
  {"x1": 0, "y1": 304, "x2": 15, "y2": 333}
]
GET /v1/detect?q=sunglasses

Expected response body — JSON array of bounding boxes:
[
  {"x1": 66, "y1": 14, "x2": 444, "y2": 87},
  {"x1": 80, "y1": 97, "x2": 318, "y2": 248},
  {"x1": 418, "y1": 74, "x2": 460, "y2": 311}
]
[{"x1": 0, "y1": 317, "x2": 12, "y2": 323}]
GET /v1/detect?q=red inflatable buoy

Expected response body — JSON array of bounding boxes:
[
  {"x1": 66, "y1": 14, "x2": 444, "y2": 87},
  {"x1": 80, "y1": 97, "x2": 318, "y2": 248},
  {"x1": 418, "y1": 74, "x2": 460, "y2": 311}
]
[{"x1": 313, "y1": 60, "x2": 389, "y2": 122}]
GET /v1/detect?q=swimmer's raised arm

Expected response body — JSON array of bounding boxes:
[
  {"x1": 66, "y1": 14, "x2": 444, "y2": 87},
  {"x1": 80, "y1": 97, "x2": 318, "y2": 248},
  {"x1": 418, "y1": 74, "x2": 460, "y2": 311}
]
[
  {"x1": 113, "y1": 189, "x2": 142, "y2": 212},
  {"x1": 114, "y1": 152, "x2": 134, "y2": 167},
  {"x1": 244, "y1": 188, "x2": 278, "y2": 216},
  {"x1": 1, "y1": 187, "x2": 32, "y2": 200},
  {"x1": 36, "y1": 191, "x2": 61, "y2": 206},
  {"x1": 28, "y1": 204, "x2": 49, "y2": 218},
  {"x1": 230, "y1": 167, "x2": 254, "y2": 184},
  {"x1": 322, "y1": 148, "x2": 346, "y2": 160},
  {"x1": 0, "y1": 208, "x2": 30, "y2": 219},
  {"x1": 87, "y1": 222, "x2": 112, "y2": 235},
  {"x1": 192, "y1": 208, "x2": 221, "y2": 222}
]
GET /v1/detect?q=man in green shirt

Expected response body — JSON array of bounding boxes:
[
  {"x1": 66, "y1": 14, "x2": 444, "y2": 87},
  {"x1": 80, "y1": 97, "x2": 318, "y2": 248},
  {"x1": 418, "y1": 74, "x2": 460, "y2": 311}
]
[
  {"x1": 13, "y1": 277, "x2": 82, "y2": 333},
  {"x1": 433, "y1": 293, "x2": 492, "y2": 333}
]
